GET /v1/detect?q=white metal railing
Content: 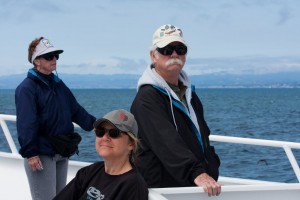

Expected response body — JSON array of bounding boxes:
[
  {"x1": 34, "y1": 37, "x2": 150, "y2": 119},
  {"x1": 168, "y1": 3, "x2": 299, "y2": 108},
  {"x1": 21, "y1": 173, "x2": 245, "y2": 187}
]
[
  {"x1": 1, "y1": 114, "x2": 300, "y2": 200},
  {"x1": 1, "y1": 114, "x2": 300, "y2": 182},
  {"x1": 210, "y1": 135, "x2": 300, "y2": 182},
  {"x1": 0, "y1": 114, "x2": 18, "y2": 154},
  {"x1": 0, "y1": 114, "x2": 80, "y2": 155}
]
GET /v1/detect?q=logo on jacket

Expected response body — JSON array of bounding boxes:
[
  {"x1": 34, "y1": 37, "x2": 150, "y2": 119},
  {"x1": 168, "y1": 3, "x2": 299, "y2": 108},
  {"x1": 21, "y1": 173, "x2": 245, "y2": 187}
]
[{"x1": 87, "y1": 187, "x2": 104, "y2": 200}]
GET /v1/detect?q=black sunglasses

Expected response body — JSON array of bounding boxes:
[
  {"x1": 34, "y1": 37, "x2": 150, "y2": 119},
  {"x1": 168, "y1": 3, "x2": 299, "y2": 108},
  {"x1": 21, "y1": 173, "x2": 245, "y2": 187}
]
[
  {"x1": 156, "y1": 45, "x2": 187, "y2": 56},
  {"x1": 40, "y1": 54, "x2": 59, "y2": 61},
  {"x1": 94, "y1": 127, "x2": 124, "y2": 138}
]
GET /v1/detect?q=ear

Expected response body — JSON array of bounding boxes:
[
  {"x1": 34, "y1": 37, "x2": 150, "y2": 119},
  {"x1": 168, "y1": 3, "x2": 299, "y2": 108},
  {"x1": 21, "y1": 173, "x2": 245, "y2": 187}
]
[
  {"x1": 127, "y1": 139, "x2": 134, "y2": 151},
  {"x1": 33, "y1": 58, "x2": 40, "y2": 66},
  {"x1": 150, "y1": 51, "x2": 157, "y2": 63}
]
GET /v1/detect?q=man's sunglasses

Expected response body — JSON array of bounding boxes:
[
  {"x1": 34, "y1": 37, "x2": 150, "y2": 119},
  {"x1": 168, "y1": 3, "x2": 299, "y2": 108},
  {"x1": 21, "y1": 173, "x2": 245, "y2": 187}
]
[
  {"x1": 156, "y1": 45, "x2": 187, "y2": 56},
  {"x1": 94, "y1": 127, "x2": 124, "y2": 138},
  {"x1": 39, "y1": 54, "x2": 59, "y2": 61}
]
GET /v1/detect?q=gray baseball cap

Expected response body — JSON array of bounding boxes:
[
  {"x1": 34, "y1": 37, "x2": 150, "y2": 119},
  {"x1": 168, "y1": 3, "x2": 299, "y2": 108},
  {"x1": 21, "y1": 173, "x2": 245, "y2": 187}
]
[{"x1": 93, "y1": 109, "x2": 138, "y2": 136}]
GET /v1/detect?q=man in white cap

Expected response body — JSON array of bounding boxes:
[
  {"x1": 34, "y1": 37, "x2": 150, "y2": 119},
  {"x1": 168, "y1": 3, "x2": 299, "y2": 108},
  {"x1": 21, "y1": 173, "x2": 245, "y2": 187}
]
[
  {"x1": 15, "y1": 37, "x2": 96, "y2": 200},
  {"x1": 131, "y1": 24, "x2": 221, "y2": 196}
]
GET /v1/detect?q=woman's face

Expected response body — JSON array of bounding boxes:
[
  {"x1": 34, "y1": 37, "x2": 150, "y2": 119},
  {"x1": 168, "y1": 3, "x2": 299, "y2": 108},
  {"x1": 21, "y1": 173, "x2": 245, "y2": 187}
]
[
  {"x1": 95, "y1": 122, "x2": 134, "y2": 161},
  {"x1": 34, "y1": 55, "x2": 58, "y2": 75}
]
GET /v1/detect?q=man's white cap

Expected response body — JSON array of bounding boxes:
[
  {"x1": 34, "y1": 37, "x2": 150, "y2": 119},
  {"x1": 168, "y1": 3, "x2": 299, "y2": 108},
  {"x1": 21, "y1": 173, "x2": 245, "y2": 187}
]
[
  {"x1": 31, "y1": 38, "x2": 63, "y2": 63},
  {"x1": 152, "y1": 24, "x2": 186, "y2": 48}
]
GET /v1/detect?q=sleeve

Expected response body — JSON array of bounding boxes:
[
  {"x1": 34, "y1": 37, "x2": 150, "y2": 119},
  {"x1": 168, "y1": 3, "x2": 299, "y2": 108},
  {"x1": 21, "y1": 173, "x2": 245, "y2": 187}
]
[
  {"x1": 131, "y1": 86, "x2": 206, "y2": 185},
  {"x1": 192, "y1": 92, "x2": 220, "y2": 181},
  {"x1": 63, "y1": 82, "x2": 96, "y2": 131},
  {"x1": 15, "y1": 82, "x2": 39, "y2": 158}
]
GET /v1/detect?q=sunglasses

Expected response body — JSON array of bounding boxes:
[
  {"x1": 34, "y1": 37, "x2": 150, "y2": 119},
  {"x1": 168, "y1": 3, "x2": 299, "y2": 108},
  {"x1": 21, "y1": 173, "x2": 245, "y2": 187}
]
[
  {"x1": 156, "y1": 45, "x2": 187, "y2": 56},
  {"x1": 94, "y1": 127, "x2": 124, "y2": 138},
  {"x1": 40, "y1": 54, "x2": 59, "y2": 61}
]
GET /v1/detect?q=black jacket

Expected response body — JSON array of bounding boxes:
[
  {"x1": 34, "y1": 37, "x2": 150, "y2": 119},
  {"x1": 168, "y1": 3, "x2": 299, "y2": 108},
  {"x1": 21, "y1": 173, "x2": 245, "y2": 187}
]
[{"x1": 131, "y1": 84, "x2": 220, "y2": 187}]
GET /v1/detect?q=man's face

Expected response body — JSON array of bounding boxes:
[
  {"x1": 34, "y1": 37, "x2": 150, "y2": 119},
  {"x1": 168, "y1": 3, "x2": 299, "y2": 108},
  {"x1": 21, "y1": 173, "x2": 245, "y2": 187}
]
[{"x1": 151, "y1": 42, "x2": 187, "y2": 78}]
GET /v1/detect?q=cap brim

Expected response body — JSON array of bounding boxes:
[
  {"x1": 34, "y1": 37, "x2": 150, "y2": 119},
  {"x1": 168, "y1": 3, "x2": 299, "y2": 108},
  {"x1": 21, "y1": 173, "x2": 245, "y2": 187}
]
[
  {"x1": 155, "y1": 36, "x2": 186, "y2": 48},
  {"x1": 93, "y1": 118, "x2": 111, "y2": 128},
  {"x1": 39, "y1": 48, "x2": 63, "y2": 56},
  {"x1": 32, "y1": 47, "x2": 63, "y2": 63},
  {"x1": 93, "y1": 118, "x2": 131, "y2": 134},
  {"x1": 93, "y1": 118, "x2": 123, "y2": 131}
]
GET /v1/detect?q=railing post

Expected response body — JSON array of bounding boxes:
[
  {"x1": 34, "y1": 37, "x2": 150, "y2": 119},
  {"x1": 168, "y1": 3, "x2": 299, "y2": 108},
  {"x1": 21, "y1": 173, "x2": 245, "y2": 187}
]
[
  {"x1": 283, "y1": 145, "x2": 300, "y2": 182},
  {"x1": 0, "y1": 116, "x2": 18, "y2": 154}
]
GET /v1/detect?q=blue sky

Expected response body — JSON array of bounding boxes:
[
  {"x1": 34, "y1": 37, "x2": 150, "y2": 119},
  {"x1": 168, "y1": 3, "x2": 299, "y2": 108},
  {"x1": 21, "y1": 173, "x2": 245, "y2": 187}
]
[{"x1": 0, "y1": 0, "x2": 300, "y2": 76}]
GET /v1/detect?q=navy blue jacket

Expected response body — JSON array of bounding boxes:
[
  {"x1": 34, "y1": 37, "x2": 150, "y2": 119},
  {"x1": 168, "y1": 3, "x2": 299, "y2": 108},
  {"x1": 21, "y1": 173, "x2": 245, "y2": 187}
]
[{"x1": 15, "y1": 69, "x2": 96, "y2": 158}]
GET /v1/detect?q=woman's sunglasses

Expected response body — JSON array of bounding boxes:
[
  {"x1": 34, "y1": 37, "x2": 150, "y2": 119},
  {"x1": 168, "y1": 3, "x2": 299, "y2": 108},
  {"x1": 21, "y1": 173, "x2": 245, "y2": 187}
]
[
  {"x1": 94, "y1": 127, "x2": 124, "y2": 138},
  {"x1": 156, "y1": 45, "x2": 187, "y2": 56},
  {"x1": 39, "y1": 54, "x2": 59, "y2": 61}
]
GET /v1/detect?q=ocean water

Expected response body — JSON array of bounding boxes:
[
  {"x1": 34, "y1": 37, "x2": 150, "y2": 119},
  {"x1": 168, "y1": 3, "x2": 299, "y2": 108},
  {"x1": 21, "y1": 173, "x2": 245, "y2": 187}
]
[{"x1": 1, "y1": 88, "x2": 300, "y2": 183}]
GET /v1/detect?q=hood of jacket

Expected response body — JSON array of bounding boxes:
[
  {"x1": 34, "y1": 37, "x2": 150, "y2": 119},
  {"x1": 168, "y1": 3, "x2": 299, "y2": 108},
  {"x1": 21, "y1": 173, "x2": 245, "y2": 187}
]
[
  {"x1": 137, "y1": 64, "x2": 203, "y2": 143},
  {"x1": 137, "y1": 64, "x2": 192, "y2": 102}
]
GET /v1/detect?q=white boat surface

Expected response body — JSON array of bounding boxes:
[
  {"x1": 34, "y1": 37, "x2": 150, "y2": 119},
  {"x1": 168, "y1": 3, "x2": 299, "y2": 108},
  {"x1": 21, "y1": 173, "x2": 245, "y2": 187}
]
[{"x1": 1, "y1": 114, "x2": 300, "y2": 200}]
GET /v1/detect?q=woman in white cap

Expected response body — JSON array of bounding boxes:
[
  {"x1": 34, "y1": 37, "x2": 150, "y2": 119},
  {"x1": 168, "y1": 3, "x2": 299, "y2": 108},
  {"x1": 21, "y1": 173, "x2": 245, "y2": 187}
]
[
  {"x1": 54, "y1": 109, "x2": 148, "y2": 200},
  {"x1": 15, "y1": 37, "x2": 96, "y2": 200}
]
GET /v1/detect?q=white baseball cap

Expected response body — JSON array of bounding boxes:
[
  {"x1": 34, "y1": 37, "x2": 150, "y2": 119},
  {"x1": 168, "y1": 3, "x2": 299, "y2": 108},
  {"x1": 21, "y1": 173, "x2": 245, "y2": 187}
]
[
  {"x1": 152, "y1": 24, "x2": 186, "y2": 48},
  {"x1": 31, "y1": 38, "x2": 63, "y2": 63}
]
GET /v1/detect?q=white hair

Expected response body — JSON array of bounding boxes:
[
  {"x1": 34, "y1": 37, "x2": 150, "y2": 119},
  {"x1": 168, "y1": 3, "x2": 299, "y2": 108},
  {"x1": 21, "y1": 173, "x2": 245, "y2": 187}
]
[
  {"x1": 150, "y1": 44, "x2": 157, "y2": 52},
  {"x1": 150, "y1": 44, "x2": 159, "y2": 64}
]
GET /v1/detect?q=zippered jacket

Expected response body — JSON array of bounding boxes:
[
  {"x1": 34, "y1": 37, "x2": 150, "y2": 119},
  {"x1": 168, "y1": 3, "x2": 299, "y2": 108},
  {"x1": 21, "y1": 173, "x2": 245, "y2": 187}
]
[
  {"x1": 131, "y1": 65, "x2": 220, "y2": 187},
  {"x1": 15, "y1": 69, "x2": 96, "y2": 158}
]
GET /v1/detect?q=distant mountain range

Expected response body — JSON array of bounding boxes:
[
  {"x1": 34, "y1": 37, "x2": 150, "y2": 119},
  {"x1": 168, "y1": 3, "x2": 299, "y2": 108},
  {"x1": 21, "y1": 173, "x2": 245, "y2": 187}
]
[{"x1": 1, "y1": 72, "x2": 300, "y2": 89}]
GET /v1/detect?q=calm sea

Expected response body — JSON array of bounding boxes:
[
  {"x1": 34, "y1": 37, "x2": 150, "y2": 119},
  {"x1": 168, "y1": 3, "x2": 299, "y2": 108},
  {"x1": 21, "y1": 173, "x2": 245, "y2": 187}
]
[{"x1": 1, "y1": 88, "x2": 300, "y2": 183}]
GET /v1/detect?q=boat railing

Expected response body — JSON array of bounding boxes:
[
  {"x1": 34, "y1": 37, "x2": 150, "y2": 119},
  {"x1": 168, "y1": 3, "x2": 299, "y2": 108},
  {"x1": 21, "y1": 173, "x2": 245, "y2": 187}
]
[
  {"x1": 1, "y1": 113, "x2": 300, "y2": 183},
  {"x1": 0, "y1": 114, "x2": 18, "y2": 154},
  {"x1": 1, "y1": 114, "x2": 300, "y2": 200},
  {"x1": 210, "y1": 135, "x2": 300, "y2": 182}
]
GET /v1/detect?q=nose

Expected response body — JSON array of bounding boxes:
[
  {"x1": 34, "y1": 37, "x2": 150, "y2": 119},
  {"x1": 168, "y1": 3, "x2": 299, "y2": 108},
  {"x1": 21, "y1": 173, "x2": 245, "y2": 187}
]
[
  {"x1": 170, "y1": 50, "x2": 179, "y2": 57},
  {"x1": 101, "y1": 132, "x2": 111, "y2": 140}
]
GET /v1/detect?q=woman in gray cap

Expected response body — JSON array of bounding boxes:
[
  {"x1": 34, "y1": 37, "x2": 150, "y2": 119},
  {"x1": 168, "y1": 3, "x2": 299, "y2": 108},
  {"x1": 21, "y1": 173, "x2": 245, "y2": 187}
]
[
  {"x1": 15, "y1": 37, "x2": 96, "y2": 200},
  {"x1": 54, "y1": 109, "x2": 148, "y2": 200}
]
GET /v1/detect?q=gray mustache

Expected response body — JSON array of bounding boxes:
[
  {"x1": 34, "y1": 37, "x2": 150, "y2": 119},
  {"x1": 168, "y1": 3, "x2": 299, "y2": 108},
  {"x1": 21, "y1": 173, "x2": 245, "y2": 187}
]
[{"x1": 165, "y1": 58, "x2": 183, "y2": 66}]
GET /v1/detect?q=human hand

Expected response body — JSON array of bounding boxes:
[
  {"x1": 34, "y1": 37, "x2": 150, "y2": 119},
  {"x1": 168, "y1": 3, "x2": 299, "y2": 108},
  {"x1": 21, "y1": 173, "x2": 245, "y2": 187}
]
[
  {"x1": 194, "y1": 173, "x2": 221, "y2": 196},
  {"x1": 27, "y1": 156, "x2": 43, "y2": 171}
]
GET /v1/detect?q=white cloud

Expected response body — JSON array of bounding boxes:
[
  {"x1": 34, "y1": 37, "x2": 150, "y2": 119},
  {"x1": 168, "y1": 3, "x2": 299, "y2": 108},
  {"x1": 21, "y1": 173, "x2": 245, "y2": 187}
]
[
  {"x1": 57, "y1": 57, "x2": 148, "y2": 75},
  {"x1": 185, "y1": 56, "x2": 300, "y2": 75},
  {"x1": 0, "y1": 0, "x2": 300, "y2": 76}
]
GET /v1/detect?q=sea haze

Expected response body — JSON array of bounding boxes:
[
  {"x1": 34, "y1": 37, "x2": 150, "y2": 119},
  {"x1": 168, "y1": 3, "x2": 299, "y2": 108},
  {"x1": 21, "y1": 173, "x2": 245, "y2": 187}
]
[
  {"x1": 1, "y1": 71, "x2": 300, "y2": 89},
  {"x1": 0, "y1": 88, "x2": 300, "y2": 183}
]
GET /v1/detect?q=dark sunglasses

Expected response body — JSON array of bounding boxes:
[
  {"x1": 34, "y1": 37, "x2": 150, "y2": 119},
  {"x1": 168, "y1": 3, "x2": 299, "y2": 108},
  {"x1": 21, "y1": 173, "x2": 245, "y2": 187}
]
[
  {"x1": 156, "y1": 45, "x2": 187, "y2": 56},
  {"x1": 40, "y1": 54, "x2": 59, "y2": 61},
  {"x1": 94, "y1": 127, "x2": 124, "y2": 138}
]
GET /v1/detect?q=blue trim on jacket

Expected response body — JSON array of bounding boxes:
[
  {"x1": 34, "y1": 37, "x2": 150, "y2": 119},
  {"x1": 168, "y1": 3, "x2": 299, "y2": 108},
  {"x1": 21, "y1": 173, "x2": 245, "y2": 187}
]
[{"x1": 152, "y1": 85, "x2": 204, "y2": 152}]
